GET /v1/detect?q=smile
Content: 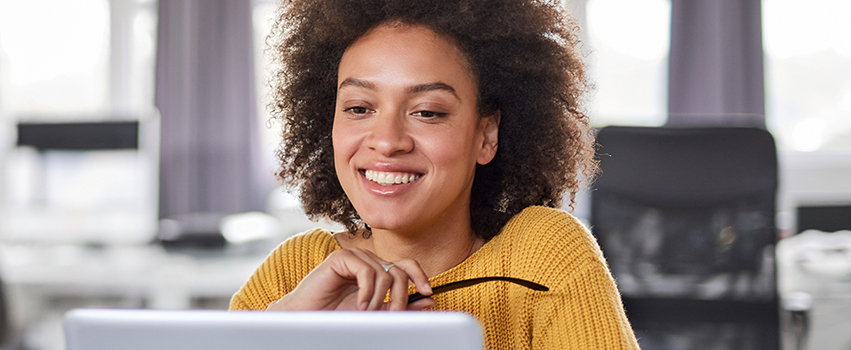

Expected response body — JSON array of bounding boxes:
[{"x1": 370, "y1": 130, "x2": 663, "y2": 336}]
[{"x1": 364, "y1": 169, "x2": 422, "y2": 186}]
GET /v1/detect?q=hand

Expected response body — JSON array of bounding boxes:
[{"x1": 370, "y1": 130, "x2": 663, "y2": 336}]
[{"x1": 266, "y1": 248, "x2": 435, "y2": 311}]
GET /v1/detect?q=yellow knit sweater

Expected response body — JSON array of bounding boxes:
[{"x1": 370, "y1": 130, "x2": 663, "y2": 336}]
[{"x1": 230, "y1": 206, "x2": 639, "y2": 349}]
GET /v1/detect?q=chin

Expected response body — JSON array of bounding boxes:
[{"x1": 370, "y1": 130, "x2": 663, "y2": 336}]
[
  {"x1": 354, "y1": 201, "x2": 406, "y2": 224},
  {"x1": 360, "y1": 217, "x2": 408, "y2": 232},
  {"x1": 358, "y1": 211, "x2": 421, "y2": 233}
]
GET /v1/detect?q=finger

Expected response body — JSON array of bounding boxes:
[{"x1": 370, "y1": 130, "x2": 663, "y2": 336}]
[
  {"x1": 352, "y1": 248, "x2": 392, "y2": 272},
  {"x1": 349, "y1": 249, "x2": 393, "y2": 310},
  {"x1": 407, "y1": 296, "x2": 436, "y2": 311},
  {"x1": 328, "y1": 250, "x2": 376, "y2": 311},
  {"x1": 353, "y1": 265, "x2": 376, "y2": 311},
  {"x1": 392, "y1": 259, "x2": 432, "y2": 296},
  {"x1": 354, "y1": 250, "x2": 409, "y2": 311},
  {"x1": 386, "y1": 264, "x2": 410, "y2": 311}
]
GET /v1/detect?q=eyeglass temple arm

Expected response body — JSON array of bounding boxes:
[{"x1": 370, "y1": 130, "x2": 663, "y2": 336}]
[{"x1": 407, "y1": 277, "x2": 548, "y2": 304}]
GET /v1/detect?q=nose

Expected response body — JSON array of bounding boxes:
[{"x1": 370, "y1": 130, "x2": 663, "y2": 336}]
[{"x1": 364, "y1": 112, "x2": 414, "y2": 156}]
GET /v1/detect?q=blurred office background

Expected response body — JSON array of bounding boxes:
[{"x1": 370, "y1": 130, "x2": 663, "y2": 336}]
[{"x1": 0, "y1": 0, "x2": 849, "y2": 349}]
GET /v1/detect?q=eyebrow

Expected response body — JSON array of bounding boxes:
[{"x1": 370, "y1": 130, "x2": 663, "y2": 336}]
[
  {"x1": 408, "y1": 82, "x2": 459, "y2": 100},
  {"x1": 338, "y1": 78, "x2": 376, "y2": 91},
  {"x1": 338, "y1": 78, "x2": 460, "y2": 101}
]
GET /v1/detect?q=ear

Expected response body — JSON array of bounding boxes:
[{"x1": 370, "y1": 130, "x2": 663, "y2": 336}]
[{"x1": 477, "y1": 110, "x2": 500, "y2": 165}]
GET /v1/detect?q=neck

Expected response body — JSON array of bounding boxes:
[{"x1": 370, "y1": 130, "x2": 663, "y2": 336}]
[
  {"x1": 335, "y1": 197, "x2": 485, "y2": 278},
  {"x1": 371, "y1": 227, "x2": 482, "y2": 278}
]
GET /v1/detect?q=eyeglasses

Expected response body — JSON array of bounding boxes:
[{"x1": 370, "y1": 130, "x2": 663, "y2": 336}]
[{"x1": 407, "y1": 277, "x2": 549, "y2": 303}]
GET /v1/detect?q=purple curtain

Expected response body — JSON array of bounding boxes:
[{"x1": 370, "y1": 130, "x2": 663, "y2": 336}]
[
  {"x1": 667, "y1": 0, "x2": 765, "y2": 127},
  {"x1": 155, "y1": 0, "x2": 266, "y2": 218}
]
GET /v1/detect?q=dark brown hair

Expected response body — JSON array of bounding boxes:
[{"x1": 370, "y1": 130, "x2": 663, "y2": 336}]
[{"x1": 270, "y1": 0, "x2": 597, "y2": 239}]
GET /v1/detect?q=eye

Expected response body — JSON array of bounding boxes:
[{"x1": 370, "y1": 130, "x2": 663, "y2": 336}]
[
  {"x1": 343, "y1": 106, "x2": 370, "y2": 115},
  {"x1": 412, "y1": 110, "x2": 448, "y2": 118}
]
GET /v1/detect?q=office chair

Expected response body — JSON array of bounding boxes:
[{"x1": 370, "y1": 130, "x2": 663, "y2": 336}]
[{"x1": 591, "y1": 126, "x2": 779, "y2": 350}]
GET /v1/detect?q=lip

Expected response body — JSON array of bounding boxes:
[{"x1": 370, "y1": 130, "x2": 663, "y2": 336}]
[{"x1": 358, "y1": 162, "x2": 424, "y2": 197}]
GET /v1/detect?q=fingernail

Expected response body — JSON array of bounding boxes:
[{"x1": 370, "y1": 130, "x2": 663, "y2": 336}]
[
  {"x1": 361, "y1": 302, "x2": 369, "y2": 310},
  {"x1": 425, "y1": 282, "x2": 433, "y2": 294}
]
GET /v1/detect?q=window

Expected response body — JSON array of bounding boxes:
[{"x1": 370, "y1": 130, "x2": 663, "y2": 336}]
[
  {"x1": 763, "y1": 0, "x2": 851, "y2": 152},
  {"x1": 574, "y1": 0, "x2": 671, "y2": 127},
  {"x1": 0, "y1": 0, "x2": 158, "y2": 118}
]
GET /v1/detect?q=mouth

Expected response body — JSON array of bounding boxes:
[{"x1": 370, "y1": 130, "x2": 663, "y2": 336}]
[{"x1": 362, "y1": 169, "x2": 422, "y2": 186}]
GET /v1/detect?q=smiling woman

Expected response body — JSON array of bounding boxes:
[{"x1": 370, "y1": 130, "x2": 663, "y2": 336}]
[
  {"x1": 332, "y1": 24, "x2": 497, "y2": 258},
  {"x1": 230, "y1": 0, "x2": 639, "y2": 348}
]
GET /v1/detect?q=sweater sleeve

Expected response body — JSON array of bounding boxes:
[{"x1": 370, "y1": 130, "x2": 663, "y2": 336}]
[
  {"x1": 229, "y1": 229, "x2": 339, "y2": 311},
  {"x1": 532, "y1": 252, "x2": 639, "y2": 349},
  {"x1": 507, "y1": 207, "x2": 639, "y2": 349}
]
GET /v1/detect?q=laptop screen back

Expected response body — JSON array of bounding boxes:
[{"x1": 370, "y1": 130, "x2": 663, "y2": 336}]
[{"x1": 64, "y1": 309, "x2": 484, "y2": 350}]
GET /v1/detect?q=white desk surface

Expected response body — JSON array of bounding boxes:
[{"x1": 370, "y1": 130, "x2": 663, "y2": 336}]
[
  {"x1": 0, "y1": 243, "x2": 269, "y2": 311},
  {"x1": 777, "y1": 230, "x2": 851, "y2": 350}
]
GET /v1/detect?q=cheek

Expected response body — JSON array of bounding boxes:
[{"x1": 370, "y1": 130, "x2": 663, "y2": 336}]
[
  {"x1": 331, "y1": 119, "x2": 352, "y2": 171},
  {"x1": 331, "y1": 117, "x2": 369, "y2": 186},
  {"x1": 419, "y1": 129, "x2": 480, "y2": 169}
]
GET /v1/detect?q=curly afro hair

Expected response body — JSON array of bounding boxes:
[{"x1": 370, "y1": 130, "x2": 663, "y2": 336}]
[{"x1": 269, "y1": 0, "x2": 597, "y2": 240}]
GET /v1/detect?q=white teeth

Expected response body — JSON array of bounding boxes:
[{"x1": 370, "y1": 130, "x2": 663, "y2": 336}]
[{"x1": 364, "y1": 170, "x2": 421, "y2": 186}]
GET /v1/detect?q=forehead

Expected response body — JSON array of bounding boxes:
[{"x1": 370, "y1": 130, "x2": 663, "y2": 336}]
[{"x1": 337, "y1": 23, "x2": 476, "y2": 90}]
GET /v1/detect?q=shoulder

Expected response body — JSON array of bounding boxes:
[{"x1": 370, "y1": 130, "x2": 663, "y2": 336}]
[
  {"x1": 500, "y1": 206, "x2": 599, "y2": 258},
  {"x1": 501, "y1": 206, "x2": 589, "y2": 236},
  {"x1": 497, "y1": 206, "x2": 609, "y2": 287},
  {"x1": 276, "y1": 228, "x2": 341, "y2": 259},
  {"x1": 491, "y1": 207, "x2": 640, "y2": 348},
  {"x1": 229, "y1": 228, "x2": 340, "y2": 310},
  {"x1": 265, "y1": 228, "x2": 341, "y2": 279}
]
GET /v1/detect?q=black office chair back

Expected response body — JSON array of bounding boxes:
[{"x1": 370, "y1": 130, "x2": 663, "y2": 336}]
[{"x1": 591, "y1": 126, "x2": 779, "y2": 350}]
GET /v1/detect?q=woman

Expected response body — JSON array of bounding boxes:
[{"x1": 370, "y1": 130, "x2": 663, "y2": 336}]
[{"x1": 231, "y1": 0, "x2": 639, "y2": 348}]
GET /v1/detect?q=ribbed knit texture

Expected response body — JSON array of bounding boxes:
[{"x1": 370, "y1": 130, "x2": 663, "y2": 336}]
[{"x1": 230, "y1": 206, "x2": 640, "y2": 349}]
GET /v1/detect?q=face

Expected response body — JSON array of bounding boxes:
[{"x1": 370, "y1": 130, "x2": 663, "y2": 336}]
[{"x1": 332, "y1": 24, "x2": 499, "y2": 236}]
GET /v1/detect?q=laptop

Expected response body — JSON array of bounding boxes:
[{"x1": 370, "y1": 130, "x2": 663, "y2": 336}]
[{"x1": 64, "y1": 309, "x2": 484, "y2": 350}]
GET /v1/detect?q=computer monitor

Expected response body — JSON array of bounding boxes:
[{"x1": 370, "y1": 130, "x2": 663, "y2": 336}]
[
  {"x1": 1, "y1": 114, "x2": 160, "y2": 244},
  {"x1": 64, "y1": 309, "x2": 484, "y2": 350}
]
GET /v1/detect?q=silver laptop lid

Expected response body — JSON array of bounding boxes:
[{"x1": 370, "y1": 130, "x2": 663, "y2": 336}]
[{"x1": 64, "y1": 309, "x2": 484, "y2": 350}]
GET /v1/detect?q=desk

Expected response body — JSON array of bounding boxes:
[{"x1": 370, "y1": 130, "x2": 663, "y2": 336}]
[
  {"x1": 0, "y1": 243, "x2": 269, "y2": 331},
  {"x1": 777, "y1": 230, "x2": 851, "y2": 350}
]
